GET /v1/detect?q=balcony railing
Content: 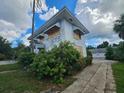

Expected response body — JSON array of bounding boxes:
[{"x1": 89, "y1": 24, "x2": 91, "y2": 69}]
[
  {"x1": 45, "y1": 34, "x2": 63, "y2": 49},
  {"x1": 35, "y1": 44, "x2": 45, "y2": 48},
  {"x1": 74, "y1": 39, "x2": 83, "y2": 46}
]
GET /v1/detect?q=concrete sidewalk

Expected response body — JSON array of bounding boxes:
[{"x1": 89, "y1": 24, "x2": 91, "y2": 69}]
[{"x1": 62, "y1": 62, "x2": 116, "y2": 93}]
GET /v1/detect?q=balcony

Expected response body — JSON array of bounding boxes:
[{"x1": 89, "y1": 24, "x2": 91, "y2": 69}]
[
  {"x1": 45, "y1": 34, "x2": 63, "y2": 50},
  {"x1": 35, "y1": 44, "x2": 45, "y2": 48}
]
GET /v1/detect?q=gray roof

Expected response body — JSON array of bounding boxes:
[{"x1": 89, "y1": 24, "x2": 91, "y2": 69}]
[{"x1": 28, "y1": 7, "x2": 89, "y2": 40}]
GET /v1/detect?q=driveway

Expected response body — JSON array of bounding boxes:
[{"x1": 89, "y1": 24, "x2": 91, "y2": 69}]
[
  {"x1": 93, "y1": 59, "x2": 117, "y2": 64},
  {"x1": 62, "y1": 59, "x2": 116, "y2": 93}
]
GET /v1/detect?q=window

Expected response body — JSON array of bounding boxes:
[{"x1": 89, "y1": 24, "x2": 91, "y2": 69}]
[
  {"x1": 74, "y1": 32, "x2": 81, "y2": 40},
  {"x1": 45, "y1": 26, "x2": 60, "y2": 39}
]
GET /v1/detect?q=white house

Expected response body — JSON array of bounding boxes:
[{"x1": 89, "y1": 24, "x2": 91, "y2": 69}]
[{"x1": 28, "y1": 7, "x2": 89, "y2": 57}]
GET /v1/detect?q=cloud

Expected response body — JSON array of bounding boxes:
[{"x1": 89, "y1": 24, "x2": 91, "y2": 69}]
[
  {"x1": 0, "y1": 0, "x2": 32, "y2": 29},
  {"x1": 99, "y1": 0, "x2": 124, "y2": 16},
  {"x1": 11, "y1": 33, "x2": 31, "y2": 47},
  {"x1": 0, "y1": 20, "x2": 21, "y2": 42},
  {"x1": 35, "y1": 0, "x2": 48, "y2": 13},
  {"x1": 0, "y1": 0, "x2": 57, "y2": 46},
  {"x1": 75, "y1": 0, "x2": 124, "y2": 45},
  {"x1": 39, "y1": 6, "x2": 59, "y2": 20},
  {"x1": 78, "y1": 0, "x2": 98, "y2": 4},
  {"x1": 21, "y1": 33, "x2": 31, "y2": 46},
  {"x1": 0, "y1": 0, "x2": 32, "y2": 45},
  {"x1": 0, "y1": 0, "x2": 49, "y2": 46}
]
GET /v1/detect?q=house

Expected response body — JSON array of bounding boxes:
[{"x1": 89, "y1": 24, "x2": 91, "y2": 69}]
[{"x1": 28, "y1": 7, "x2": 89, "y2": 57}]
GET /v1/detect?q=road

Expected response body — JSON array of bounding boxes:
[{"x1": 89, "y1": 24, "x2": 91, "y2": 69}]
[{"x1": 0, "y1": 60, "x2": 16, "y2": 65}]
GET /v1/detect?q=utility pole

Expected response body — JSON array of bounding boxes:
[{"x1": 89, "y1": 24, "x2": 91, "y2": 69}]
[{"x1": 31, "y1": 0, "x2": 35, "y2": 52}]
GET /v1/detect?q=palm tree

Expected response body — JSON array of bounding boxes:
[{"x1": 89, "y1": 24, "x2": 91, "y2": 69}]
[{"x1": 113, "y1": 14, "x2": 124, "y2": 40}]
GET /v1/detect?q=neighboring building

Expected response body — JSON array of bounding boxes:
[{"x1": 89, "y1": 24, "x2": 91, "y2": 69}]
[
  {"x1": 28, "y1": 7, "x2": 89, "y2": 57},
  {"x1": 89, "y1": 48, "x2": 106, "y2": 59}
]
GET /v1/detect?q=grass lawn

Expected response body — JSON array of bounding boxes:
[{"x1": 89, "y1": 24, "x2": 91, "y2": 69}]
[
  {"x1": 112, "y1": 63, "x2": 124, "y2": 93},
  {"x1": 0, "y1": 63, "x2": 20, "y2": 72},
  {"x1": 0, "y1": 70, "x2": 75, "y2": 93}
]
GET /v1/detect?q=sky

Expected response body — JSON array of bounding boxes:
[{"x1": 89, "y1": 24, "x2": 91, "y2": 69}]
[{"x1": 0, "y1": 0, "x2": 124, "y2": 47}]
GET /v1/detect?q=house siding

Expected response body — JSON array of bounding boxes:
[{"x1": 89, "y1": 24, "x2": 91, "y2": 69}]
[
  {"x1": 34, "y1": 19, "x2": 87, "y2": 57},
  {"x1": 81, "y1": 35, "x2": 87, "y2": 57},
  {"x1": 61, "y1": 19, "x2": 74, "y2": 42},
  {"x1": 74, "y1": 45, "x2": 83, "y2": 56}
]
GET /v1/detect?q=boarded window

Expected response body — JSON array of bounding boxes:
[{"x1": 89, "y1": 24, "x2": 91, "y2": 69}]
[
  {"x1": 74, "y1": 32, "x2": 81, "y2": 40},
  {"x1": 45, "y1": 26, "x2": 60, "y2": 39}
]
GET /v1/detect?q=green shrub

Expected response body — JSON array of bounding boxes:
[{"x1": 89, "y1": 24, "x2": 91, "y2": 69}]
[
  {"x1": 105, "y1": 46, "x2": 114, "y2": 60},
  {"x1": 18, "y1": 52, "x2": 35, "y2": 68},
  {"x1": 30, "y1": 42, "x2": 81, "y2": 83},
  {"x1": 0, "y1": 53, "x2": 6, "y2": 60},
  {"x1": 105, "y1": 42, "x2": 124, "y2": 62},
  {"x1": 51, "y1": 42, "x2": 81, "y2": 73},
  {"x1": 87, "y1": 50, "x2": 93, "y2": 58},
  {"x1": 113, "y1": 42, "x2": 124, "y2": 62},
  {"x1": 87, "y1": 56, "x2": 93, "y2": 65},
  {"x1": 30, "y1": 49, "x2": 66, "y2": 83},
  {"x1": 83, "y1": 50, "x2": 93, "y2": 66}
]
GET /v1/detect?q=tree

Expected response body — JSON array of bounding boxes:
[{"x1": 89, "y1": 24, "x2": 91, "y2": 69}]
[
  {"x1": 114, "y1": 42, "x2": 124, "y2": 62},
  {"x1": 97, "y1": 41, "x2": 109, "y2": 48},
  {"x1": 0, "y1": 36, "x2": 13, "y2": 60},
  {"x1": 113, "y1": 14, "x2": 124, "y2": 40},
  {"x1": 105, "y1": 46, "x2": 114, "y2": 60},
  {"x1": 112, "y1": 43, "x2": 118, "y2": 47},
  {"x1": 13, "y1": 43, "x2": 30, "y2": 59},
  {"x1": 87, "y1": 45, "x2": 95, "y2": 49}
]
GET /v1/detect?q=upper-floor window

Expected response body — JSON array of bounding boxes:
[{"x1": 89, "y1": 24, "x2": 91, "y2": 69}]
[
  {"x1": 74, "y1": 31, "x2": 81, "y2": 40},
  {"x1": 45, "y1": 26, "x2": 60, "y2": 39}
]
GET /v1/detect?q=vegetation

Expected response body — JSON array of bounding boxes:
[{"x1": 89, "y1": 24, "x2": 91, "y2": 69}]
[
  {"x1": 0, "y1": 53, "x2": 6, "y2": 60},
  {"x1": 18, "y1": 42, "x2": 92, "y2": 83},
  {"x1": 87, "y1": 45, "x2": 95, "y2": 49},
  {"x1": 105, "y1": 46, "x2": 114, "y2": 60},
  {"x1": 86, "y1": 50, "x2": 93, "y2": 65},
  {"x1": 0, "y1": 41, "x2": 92, "y2": 92},
  {"x1": 113, "y1": 14, "x2": 124, "y2": 40},
  {"x1": 13, "y1": 43, "x2": 30, "y2": 59},
  {"x1": 105, "y1": 42, "x2": 124, "y2": 62},
  {"x1": 0, "y1": 35, "x2": 31, "y2": 60},
  {"x1": 113, "y1": 42, "x2": 124, "y2": 62},
  {"x1": 108, "y1": 14, "x2": 124, "y2": 62},
  {"x1": 30, "y1": 42, "x2": 82, "y2": 83},
  {"x1": 0, "y1": 63, "x2": 20, "y2": 72},
  {"x1": 97, "y1": 41, "x2": 109, "y2": 48},
  {"x1": 112, "y1": 63, "x2": 124, "y2": 93},
  {"x1": 18, "y1": 52, "x2": 35, "y2": 69},
  {"x1": 0, "y1": 70, "x2": 75, "y2": 93},
  {"x1": 0, "y1": 36, "x2": 13, "y2": 60}
]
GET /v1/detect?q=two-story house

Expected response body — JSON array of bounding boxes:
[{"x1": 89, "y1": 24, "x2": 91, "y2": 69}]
[{"x1": 28, "y1": 7, "x2": 89, "y2": 57}]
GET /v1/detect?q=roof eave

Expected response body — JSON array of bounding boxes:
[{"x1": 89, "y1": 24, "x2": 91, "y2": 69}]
[{"x1": 28, "y1": 7, "x2": 89, "y2": 40}]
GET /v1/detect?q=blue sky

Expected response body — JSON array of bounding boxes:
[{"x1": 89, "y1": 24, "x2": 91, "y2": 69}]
[
  {"x1": 0, "y1": 0, "x2": 123, "y2": 47},
  {"x1": 34, "y1": 0, "x2": 77, "y2": 29},
  {"x1": 12, "y1": 0, "x2": 78, "y2": 47}
]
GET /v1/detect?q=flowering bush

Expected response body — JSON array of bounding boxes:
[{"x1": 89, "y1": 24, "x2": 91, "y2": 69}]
[{"x1": 30, "y1": 42, "x2": 81, "y2": 83}]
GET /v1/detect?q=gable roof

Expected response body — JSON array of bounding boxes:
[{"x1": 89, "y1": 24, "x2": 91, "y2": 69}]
[{"x1": 28, "y1": 7, "x2": 89, "y2": 40}]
